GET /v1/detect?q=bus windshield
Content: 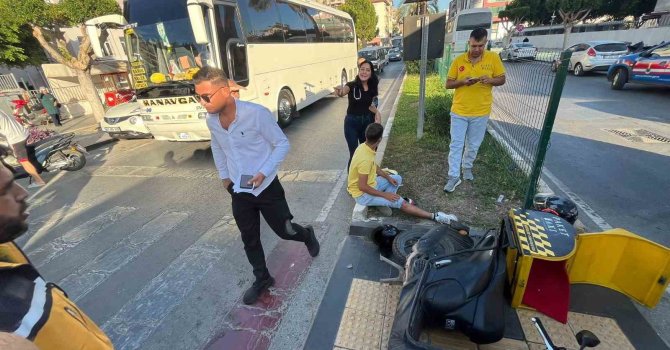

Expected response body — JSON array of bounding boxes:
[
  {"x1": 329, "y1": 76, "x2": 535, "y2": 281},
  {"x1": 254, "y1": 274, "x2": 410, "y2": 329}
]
[
  {"x1": 456, "y1": 13, "x2": 492, "y2": 31},
  {"x1": 124, "y1": 0, "x2": 211, "y2": 93}
]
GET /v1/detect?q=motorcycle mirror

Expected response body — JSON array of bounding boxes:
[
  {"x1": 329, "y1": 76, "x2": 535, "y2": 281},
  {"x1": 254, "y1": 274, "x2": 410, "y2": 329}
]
[{"x1": 576, "y1": 330, "x2": 600, "y2": 349}]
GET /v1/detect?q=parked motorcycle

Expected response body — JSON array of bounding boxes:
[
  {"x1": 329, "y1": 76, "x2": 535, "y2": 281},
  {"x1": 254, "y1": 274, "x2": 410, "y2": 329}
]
[{"x1": 2, "y1": 132, "x2": 87, "y2": 179}]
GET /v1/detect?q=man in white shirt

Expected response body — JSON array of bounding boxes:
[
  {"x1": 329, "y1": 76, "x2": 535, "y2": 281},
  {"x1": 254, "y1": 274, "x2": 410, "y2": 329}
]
[
  {"x1": 193, "y1": 67, "x2": 320, "y2": 305},
  {"x1": 0, "y1": 111, "x2": 46, "y2": 187}
]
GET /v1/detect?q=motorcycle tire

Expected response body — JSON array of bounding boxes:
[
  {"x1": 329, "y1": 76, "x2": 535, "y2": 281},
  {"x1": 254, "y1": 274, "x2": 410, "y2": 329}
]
[
  {"x1": 61, "y1": 151, "x2": 86, "y2": 171},
  {"x1": 392, "y1": 228, "x2": 474, "y2": 265}
]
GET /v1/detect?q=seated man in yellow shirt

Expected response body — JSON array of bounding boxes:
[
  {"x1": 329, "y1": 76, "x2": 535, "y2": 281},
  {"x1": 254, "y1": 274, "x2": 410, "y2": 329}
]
[{"x1": 348, "y1": 123, "x2": 457, "y2": 223}]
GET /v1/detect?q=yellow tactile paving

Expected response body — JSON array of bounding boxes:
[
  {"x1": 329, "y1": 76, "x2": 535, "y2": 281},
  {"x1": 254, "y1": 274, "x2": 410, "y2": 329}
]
[
  {"x1": 517, "y1": 309, "x2": 579, "y2": 350},
  {"x1": 478, "y1": 338, "x2": 529, "y2": 350},
  {"x1": 426, "y1": 329, "x2": 478, "y2": 350},
  {"x1": 567, "y1": 312, "x2": 634, "y2": 350},
  {"x1": 335, "y1": 307, "x2": 384, "y2": 350},
  {"x1": 334, "y1": 278, "x2": 635, "y2": 350},
  {"x1": 384, "y1": 284, "x2": 402, "y2": 316},
  {"x1": 381, "y1": 315, "x2": 393, "y2": 350},
  {"x1": 345, "y1": 279, "x2": 387, "y2": 316}
]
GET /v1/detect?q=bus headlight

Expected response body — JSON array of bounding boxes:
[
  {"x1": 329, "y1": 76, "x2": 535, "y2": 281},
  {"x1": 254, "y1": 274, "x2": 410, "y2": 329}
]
[{"x1": 198, "y1": 112, "x2": 207, "y2": 119}]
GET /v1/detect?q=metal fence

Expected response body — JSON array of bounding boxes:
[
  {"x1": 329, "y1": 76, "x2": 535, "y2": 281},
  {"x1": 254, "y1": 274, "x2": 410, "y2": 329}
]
[{"x1": 488, "y1": 49, "x2": 571, "y2": 208}]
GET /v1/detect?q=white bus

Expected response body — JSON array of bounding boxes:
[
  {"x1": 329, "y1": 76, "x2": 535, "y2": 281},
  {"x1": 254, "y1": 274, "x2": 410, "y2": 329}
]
[
  {"x1": 443, "y1": 8, "x2": 493, "y2": 63},
  {"x1": 86, "y1": 0, "x2": 358, "y2": 141}
]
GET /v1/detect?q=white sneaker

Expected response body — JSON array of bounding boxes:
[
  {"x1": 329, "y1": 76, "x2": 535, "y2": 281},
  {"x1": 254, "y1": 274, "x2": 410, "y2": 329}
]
[{"x1": 434, "y1": 212, "x2": 458, "y2": 224}]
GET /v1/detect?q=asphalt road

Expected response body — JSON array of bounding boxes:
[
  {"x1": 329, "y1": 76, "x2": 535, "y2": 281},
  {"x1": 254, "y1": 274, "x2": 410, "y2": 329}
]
[{"x1": 15, "y1": 62, "x2": 406, "y2": 350}]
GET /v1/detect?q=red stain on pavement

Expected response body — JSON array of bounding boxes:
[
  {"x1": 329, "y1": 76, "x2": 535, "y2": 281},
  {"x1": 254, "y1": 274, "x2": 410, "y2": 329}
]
[{"x1": 205, "y1": 239, "x2": 314, "y2": 350}]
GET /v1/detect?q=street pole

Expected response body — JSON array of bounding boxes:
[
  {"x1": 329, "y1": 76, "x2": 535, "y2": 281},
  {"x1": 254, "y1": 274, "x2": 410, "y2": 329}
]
[{"x1": 417, "y1": 2, "x2": 429, "y2": 140}]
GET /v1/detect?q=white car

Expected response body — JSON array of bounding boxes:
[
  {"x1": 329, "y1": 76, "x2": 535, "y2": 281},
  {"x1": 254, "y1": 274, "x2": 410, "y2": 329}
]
[
  {"x1": 500, "y1": 42, "x2": 538, "y2": 61},
  {"x1": 566, "y1": 41, "x2": 628, "y2": 76},
  {"x1": 100, "y1": 101, "x2": 152, "y2": 139}
]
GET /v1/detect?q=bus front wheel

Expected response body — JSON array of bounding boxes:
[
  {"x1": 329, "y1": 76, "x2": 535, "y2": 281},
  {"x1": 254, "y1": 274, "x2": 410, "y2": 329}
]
[{"x1": 278, "y1": 89, "x2": 296, "y2": 128}]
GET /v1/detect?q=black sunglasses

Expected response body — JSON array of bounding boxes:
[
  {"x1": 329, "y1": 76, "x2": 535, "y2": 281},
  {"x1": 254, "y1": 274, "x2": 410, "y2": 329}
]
[{"x1": 195, "y1": 86, "x2": 227, "y2": 103}]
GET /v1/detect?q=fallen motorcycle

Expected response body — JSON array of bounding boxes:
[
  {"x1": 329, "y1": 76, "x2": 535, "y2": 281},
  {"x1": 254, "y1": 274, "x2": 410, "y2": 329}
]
[{"x1": 387, "y1": 224, "x2": 508, "y2": 349}]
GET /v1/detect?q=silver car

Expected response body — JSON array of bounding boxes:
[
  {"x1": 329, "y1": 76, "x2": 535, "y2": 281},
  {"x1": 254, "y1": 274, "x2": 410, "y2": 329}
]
[
  {"x1": 567, "y1": 41, "x2": 629, "y2": 76},
  {"x1": 500, "y1": 42, "x2": 538, "y2": 61}
]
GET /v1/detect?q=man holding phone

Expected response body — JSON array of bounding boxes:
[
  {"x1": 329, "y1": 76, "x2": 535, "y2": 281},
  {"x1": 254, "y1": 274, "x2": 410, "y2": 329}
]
[
  {"x1": 193, "y1": 67, "x2": 320, "y2": 305},
  {"x1": 444, "y1": 27, "x2": 505, "y2": 193}
]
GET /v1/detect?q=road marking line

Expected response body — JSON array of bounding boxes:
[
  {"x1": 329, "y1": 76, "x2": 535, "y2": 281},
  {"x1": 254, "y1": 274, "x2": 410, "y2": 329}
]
[
  {"x1": 59, "y1": 211, "x2": 189, "y2": 302},
  {"x1": 541, "y1": 170, "x2": 614, "y2": 231},
  {"x1": 29, "y1": 206, "x2": 136, "y2": 268},
  {"x1": 27, "y1": 171, "x2": 67, "y2": 202},
  {"x1": 20, "y1": 202, "x2": 91, "y2": 250},
  {"x1": 487, "y1": 125, "x2": 614, "y2": 231},
  {"x1": 316, "y1": 169, "x2": 347, "y2": 223},
  {"x1": 102, "y1": 216, "x2": 238, "y2": 350}
]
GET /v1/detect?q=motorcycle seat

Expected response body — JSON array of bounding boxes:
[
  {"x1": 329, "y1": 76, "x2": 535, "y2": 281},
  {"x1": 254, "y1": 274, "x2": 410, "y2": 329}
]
[{"x1": 422, "y1": 233, "x2": 497, "y2": 311}]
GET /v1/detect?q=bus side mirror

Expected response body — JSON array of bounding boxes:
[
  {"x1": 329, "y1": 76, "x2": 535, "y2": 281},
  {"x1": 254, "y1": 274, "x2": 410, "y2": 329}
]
[
  {"x1": 187, "y1": 0, "x2": 213, "y2": 45},
  {"x1": 85, "y1": 15, "x2": 127, "y2": 58}
]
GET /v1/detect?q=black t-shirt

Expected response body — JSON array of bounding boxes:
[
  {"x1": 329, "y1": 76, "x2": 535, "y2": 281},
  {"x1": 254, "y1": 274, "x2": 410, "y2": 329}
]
[{"x1": 346, "y1": 81, "x2": 377, "y2": 116}]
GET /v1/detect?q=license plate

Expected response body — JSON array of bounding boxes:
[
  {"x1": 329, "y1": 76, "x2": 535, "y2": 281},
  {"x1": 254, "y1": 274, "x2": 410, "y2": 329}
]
[
  {"x1": 178, "y1": 132, "x2": 190, "y2": 139},
  {"x1": 104, "y1": 127, "x2": 121, "y2": 132}
]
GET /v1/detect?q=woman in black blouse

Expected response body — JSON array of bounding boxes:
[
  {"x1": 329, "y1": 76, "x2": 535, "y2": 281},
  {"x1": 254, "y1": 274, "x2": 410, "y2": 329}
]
[{"x1": 333, "y1": 60, "x2": 381, "y2": 167}]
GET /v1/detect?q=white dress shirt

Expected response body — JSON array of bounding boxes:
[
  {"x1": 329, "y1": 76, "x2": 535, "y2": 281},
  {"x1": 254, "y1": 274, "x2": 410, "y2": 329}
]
[
  {"x1": 0, "y1": 111, "x2": 28, "y2": 144},
  {"x1": 207, "y1": 99, "x2": 290, "y2": 196}
]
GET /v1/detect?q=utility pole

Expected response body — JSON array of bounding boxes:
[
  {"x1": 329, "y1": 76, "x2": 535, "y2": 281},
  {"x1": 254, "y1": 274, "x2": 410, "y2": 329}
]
[{"x1": 416, "y1": 1, "x2": 429, "y2": 140}]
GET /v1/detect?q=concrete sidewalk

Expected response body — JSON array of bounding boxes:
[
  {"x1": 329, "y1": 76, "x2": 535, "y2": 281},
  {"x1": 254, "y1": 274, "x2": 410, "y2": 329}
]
[{"x1": 44, "y1": 112, "x2": 115, "y2": 151}]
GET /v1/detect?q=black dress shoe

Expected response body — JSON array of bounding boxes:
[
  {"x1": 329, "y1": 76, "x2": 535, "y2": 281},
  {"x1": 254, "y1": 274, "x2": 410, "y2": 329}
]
[
  {"x1": 242, "y1": 276, "x2": 274, "y2": 305},
  {"x1": 304, "y1": 225, "x2": 320, "y2": 257}
]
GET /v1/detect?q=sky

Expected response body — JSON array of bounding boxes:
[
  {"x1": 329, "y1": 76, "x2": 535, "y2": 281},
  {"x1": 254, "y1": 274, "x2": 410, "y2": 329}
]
[{"x1": 392, "y1": 0, "x2": 450, "y2": 12}]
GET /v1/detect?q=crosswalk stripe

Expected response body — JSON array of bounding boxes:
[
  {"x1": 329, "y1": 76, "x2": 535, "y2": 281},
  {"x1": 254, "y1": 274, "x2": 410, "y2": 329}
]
[
  {"x1": 102, "y1": 216, "x2": 238, "y2": 350},
  {"x1": 85, "y1": 166, "x2": 341, "y2": 183},
  {"x1": 58, "y1": 211, "x2": 190, "y2": 302},
  {"x1": 29, "y1": 206, "x2": 136, "y2": 268},
  {"x1": 19, "y1": 202, "x2": 91, "y2": 250}
]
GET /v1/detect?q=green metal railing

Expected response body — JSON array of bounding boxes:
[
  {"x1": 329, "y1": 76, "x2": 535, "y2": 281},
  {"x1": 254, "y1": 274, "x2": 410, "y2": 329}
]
[{"x1": 485, "y1": 49, "x2": 572, "y2": 208}]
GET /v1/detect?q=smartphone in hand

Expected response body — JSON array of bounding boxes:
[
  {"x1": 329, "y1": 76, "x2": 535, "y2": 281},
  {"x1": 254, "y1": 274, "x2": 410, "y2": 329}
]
[
  {"x1": 372, "y1": 96, "x2": 379, "y2": 108},
  {"x1": 239, "y1": 174, "x2": 254, "y2": 189}
]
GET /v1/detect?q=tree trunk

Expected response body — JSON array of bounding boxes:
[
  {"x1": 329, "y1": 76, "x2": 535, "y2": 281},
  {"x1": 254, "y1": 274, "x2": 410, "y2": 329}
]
[
  {"x1": 562, "y1": 24, "x2": 572, "y2": 50},
  {"x1": 75, "y1": 69, "x2": 106, "y2": 122}
]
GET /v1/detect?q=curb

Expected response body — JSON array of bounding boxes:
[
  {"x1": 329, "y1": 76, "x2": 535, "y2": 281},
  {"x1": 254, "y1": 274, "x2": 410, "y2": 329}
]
[
  {"x1": 85, "y1": 137, "x2": 117, "y2": 151},
  {"x1": 350, "y1": 69, "x2": 407, "y2": 231}
]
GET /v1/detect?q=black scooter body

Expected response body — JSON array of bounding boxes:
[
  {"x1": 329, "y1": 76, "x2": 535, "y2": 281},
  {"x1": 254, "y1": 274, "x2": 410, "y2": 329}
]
[{"x1": 389, "y1": 229, "x2": 507, "y2": 349}]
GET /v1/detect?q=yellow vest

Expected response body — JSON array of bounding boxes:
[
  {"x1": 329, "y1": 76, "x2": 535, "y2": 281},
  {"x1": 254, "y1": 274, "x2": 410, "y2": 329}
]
[{"x1": 0, "y1": 242, "x2": 114, "y2": 350}]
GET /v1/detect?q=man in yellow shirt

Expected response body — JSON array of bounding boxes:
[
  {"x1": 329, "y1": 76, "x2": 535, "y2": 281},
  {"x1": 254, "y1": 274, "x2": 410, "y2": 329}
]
[
  {"x1": 348, "y1": 123, "x2": 457, "y2": 223},
  {"x1": 444, "y1": 27, "x2": 506, "y2": 193}
]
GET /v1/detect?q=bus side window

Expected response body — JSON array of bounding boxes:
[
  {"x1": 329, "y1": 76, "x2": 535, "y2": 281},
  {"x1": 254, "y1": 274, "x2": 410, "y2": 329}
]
[
  {"x1": 237, "y1": 0, "x2": 285, "y2": 43},
  {"x1": 303, "y1": 8, "x2": 322, "y2": 42},
  {"x1": 276, "y1": 1, "x2": 307, "y2": 42}
]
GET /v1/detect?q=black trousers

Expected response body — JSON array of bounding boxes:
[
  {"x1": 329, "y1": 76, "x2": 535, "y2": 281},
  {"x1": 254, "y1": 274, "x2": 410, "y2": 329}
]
[{"x1": 229, "y1": 177, "x2": 308, "y2": 280}]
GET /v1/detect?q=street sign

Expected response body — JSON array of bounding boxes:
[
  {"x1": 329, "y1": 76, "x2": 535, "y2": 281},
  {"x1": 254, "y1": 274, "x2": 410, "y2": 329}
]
[{"x1": 516, "y1": 24, "x2": 525, "y2": 32}]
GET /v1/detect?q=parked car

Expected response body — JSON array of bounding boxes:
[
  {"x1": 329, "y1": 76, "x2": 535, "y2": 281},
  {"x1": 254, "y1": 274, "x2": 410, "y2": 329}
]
[
  {"x1": 607, "y1": 41, "x2": 670, "y2": 90},
  {"x1": 100, "y1": 101, "x2": 152, "y2": 139},
  {"x1": 566, "y1": 40, "x2": 629, "y2": 76},
  {"x1": 500, "y1": 42, "x2": 538, "y2": 61},
  {"x1": 358, "y1": 47, "x2": 385, "y2": 72},
  {"x1": 389, "y1": 47, "x2": 402, "y2": 61}
]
